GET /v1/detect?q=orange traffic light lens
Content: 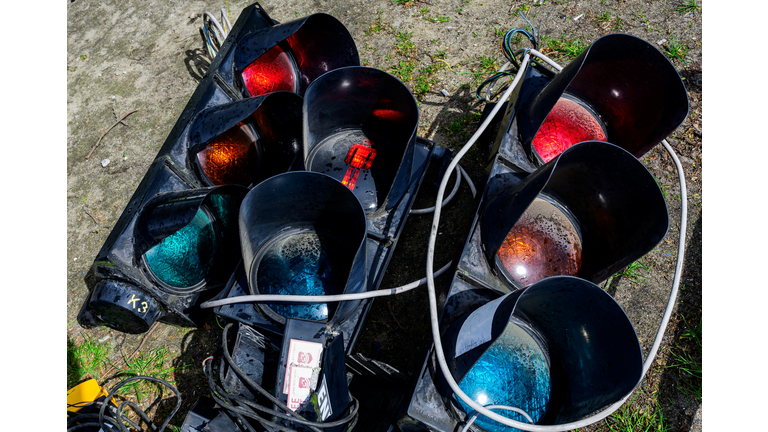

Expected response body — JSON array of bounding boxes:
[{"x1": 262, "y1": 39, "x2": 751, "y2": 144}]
[
  {"x1": 496, "y1": 197, "x2": 582, "y2": 288},
  {"x1": 242, "y1": 44, "x2": 297, "y2": 97},
  {"x1": 197, "y1": 124, "x2": 259, "y2": 187},
  {"x1": 532, "y1": 96, "x2": 607, "y2": 163}
]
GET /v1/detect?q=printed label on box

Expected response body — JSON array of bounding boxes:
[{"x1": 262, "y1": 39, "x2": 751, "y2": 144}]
[
  {"x1": 283, "y1": 339, "x2": 324, "y2": 394},
  {"x1": 287, "y1": 365, "x2": 315, "y2": 411}
]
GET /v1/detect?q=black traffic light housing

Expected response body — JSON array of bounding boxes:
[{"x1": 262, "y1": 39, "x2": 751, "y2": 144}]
[
  {"x1": 401, "y1": 33, "x2": 687, "y2": 431},
  {"x1": 78, "y1": 2, "x2": 353, "y2": 334}
]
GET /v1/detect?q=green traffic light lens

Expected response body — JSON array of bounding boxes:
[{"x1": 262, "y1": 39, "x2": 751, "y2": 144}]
[
  {"x1": 256, "y1": 231, "x2": 350, "y2": 321},
  {"x1": 456, "y1": 317, "x2": 551, "y2": 431},
  {"x1": 143, "y1": 208, "x2": 217, "y2": 289}
]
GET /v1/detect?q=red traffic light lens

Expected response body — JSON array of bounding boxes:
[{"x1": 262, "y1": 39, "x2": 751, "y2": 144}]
[
  {"x1": 242, "y1": 44, "x2": 297, "y2": 97},
  {"x1": 532, "y1": 96, "x2": 607, "y2": 163},
  {"x1": 496, "y1": 196, "x2": 582, "y2": 288},
  {"x1": 196, "y1": 124, "x2": 260, "y2": 187}
]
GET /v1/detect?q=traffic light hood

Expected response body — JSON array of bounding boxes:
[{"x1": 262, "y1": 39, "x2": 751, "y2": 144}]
[
  {"x1": 238, "y1": 171, "x2": 368, "y2": 326},
  {"x1": 480, "y1": 141, "x2": 669, "y2": 286},
  {"x1": 303, "y1": 66, "x2": 419, "y2": 214},
  {"x1": 512, "y1": 33, "x2": 688, "y2": 165},
  {"x1": 438, "y1": 276, "x2": 642, "y2": 426},
  {"x1": 187, "y1": 92, "x2": 304, "y2": 187},
  {"x1": 233, "y1": 13, "x2": 360, "y2": 97}
]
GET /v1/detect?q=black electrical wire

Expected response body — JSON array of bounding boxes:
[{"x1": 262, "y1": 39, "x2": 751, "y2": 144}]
[
  {"x1": 95, "y1": 375, "x2": 182, "y2": 432},
  {"x1": 202, "y1": 323, "x2": 360, "y2": 431}
]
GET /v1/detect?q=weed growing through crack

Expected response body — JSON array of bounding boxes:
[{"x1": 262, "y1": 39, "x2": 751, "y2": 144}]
[
  {"x1": 68, "y1": 335, "x2": 112, "y2": 388},
  {"x1": 542, "y1": 36, "x2": 586, "y2": 59},
  {"x1": 664, "y1": 35, "x2": 690, "y2": 64},
  {"x1": 676, "y1": 0, "x2": 701, "y2": 13},
  {"x1": 597, "y1": 11, "x2": 612, "y2": 23},
  {"x1": 615, "y1": 260, "x2": 650, "y2": 282}
]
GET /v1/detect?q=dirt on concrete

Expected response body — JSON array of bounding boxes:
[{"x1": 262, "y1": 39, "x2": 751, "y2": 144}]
[{"x1": 67, "y1": 0, "x2": 702, "y2": 430}]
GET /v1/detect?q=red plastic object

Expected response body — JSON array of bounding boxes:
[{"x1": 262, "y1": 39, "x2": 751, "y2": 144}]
[
  {"x1": 241, "y1": 44, "x2": 297, "y2": 97},
  {"x1": 532, "y1": 97, "x2": 607, "y2": 163},
  {"x1": 341, "y1": 143, "x2": 377, "y2": 190}
]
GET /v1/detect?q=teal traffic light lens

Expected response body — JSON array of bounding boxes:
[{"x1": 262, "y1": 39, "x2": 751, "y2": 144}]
[
  {"x1": 256, "y1": 231, "x2": 350, "y2": 321},
  {"x1": 143, "y1": 208, "x2": 217, "y2": 289},
  {"x1": 456, "y1": 317, "x2": 551, "y2": 431}
]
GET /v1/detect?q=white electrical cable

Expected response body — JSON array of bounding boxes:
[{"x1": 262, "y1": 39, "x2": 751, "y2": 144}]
[
  {"x1": 411, "y1": 165, "x2": 462, "y2": 215},
  {"x1": 200, "y1": 261, "x2": 454, "y2": 309},
  {"x1": 460, "y1": 405, "x2": 534, "y2": 432},
  {"x1": 423, "y1": 50, "x2": 688, "y2": 430},
  {"x1": 203, "y1": 11, "x2": 227, "y2": 45}
]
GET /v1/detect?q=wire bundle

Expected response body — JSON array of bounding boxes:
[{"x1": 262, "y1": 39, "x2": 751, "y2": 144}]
[
  {"x1": 200, "y1": 8, "x2": 233, "y2": 59},
  {"x1": 475, "y1": 13, "x2": 539, "y2": 102},
  {"x1": 201, "y1": 323, "x2": 359, "y2": 432},
  {"x1": 66, "y1": 376, "x2": 182, "y2": 432}
]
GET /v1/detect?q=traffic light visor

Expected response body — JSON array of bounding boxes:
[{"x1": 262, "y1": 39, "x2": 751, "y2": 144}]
[
  {"x1": 481, "y1": 142, "x2": 668, "y2": 287},
  {"x1": 239, "y1": 172, "x2": 368, "y2": 325},
  {"x1": 135, "y1": 186, "x2": 247, "y2": 294},
  {"x1": 189, "y1": 93, "x2": 304, "y2": 187},
  {"x1": 234, "y1": 13, "x2": 359, "y2": 97},
  {"x1": 304, "y1": 67, "x2": 418, "y2": 214},
  {"x1": 440, "y1": 277, "x2": 642, "y2": 426},
  {"x1": 516, "y1": 33, "x2": 688, "y2": 161}
]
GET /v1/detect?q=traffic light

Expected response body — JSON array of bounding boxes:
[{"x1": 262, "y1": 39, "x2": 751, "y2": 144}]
[
  {"x1": 238, "y1": 171, "x2": 368, "y2": 325},
  {"x1": 489, "y1": 33, "x2": 688, "y2": 172},
  {"x1": 77, "y1": 0, "x2": 363, "y2": 334},
  {"x1": 401, "y1": 33, "x2": 688, "y2": 431},
  {"x1": 303, "y1": 66, "x2": 419, "y2": 213},
  {"x1": 438, "y1": 277, "x2": 641, "y2": 429},
  {"x1": 211, "y1": 65, "x2": 441, "y2": 352}
]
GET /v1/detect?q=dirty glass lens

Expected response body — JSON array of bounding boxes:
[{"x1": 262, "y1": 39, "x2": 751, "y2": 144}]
[
  {"x1": 242, "y1": 44, "x2": 297, "y2": 97},
  {"x1": 256, "y1": 232, "x2": 348, "y2": 321},
  {"x1": 144, "y1": 209, "x2": 217, "y2": 288},
  {"x1": 197, "y1": 125, "x2": 259, "y2": 187},
  {"x1": 532, "y1": 97, "x2": 607, "y2": 163},
  {"x1": 456, "y1": 319, "x2": 550, "y2": 432},
  {"x1": 496, "y1": 197, "x2": 582, "y2": 288}
]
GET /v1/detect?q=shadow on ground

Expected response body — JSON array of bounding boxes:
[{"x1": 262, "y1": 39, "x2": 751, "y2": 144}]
[{"x1": 657, "y1": 209, "x2": 703, "y2": 431}]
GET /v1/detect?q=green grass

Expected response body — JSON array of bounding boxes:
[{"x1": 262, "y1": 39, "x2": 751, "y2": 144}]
[
  {"x1": 445, "y1": 112, "x2": 483, "y2": 137},
  {"x1": 390, "y1": 60, "x2": 417, "y2": 82},
  {"x1": 542, "y1": 36, "x2": 587, "y2": 59},
  {"x1": 663, "y1": 36, "x2": 690, "y2": 64},
  {"x1": 615, "y1": 260, "x2": 650, "y2": 282},
  {"x1": 606, "y1": 396, "x2": 669, "y2": 432},
  {"x1": 118, "y1": 347, "x2": 186, "y2": 402},
  {"x1": 596, "y1": 11, "x2": 612, "y2": 23},
  {"x1": 676, "y1": 0, "x2": 701, "y2": 13},
  {"x1": 666, "y1": 315, "x2": 702, "y2": 401},
  {"x1": 68, "y1": 335, "x2": 112, "y2": 388}
]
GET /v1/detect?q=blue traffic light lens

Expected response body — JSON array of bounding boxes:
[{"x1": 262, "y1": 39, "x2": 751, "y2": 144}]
[
  {"x1": 256, "y1": 231, "x2": 349, "y2": 321},
  {"x1": 143, "y1": 208, "x2": 217, "y2": 288},
  {"x1": 456, "y1": 318, "x2": 550, "y2": 431}
]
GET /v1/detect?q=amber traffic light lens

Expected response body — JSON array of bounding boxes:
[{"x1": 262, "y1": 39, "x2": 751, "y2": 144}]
[
  {"x1": 197, "y1": 124, "x2": 259, "y2": 187},
  {"x1": 242, "y1": 44, "x2": 297, "y2": 97},
  {"x1": 496, "y1": 196, "x2": 582, "y2": 288},
  {"x1": 532, "y1": 96, "x2": 607, "y2": 163}
]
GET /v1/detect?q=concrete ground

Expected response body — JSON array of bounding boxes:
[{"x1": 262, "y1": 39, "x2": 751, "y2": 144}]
[{"x1": 66, "y1": 0, "x2": 702, "y2": 430}]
